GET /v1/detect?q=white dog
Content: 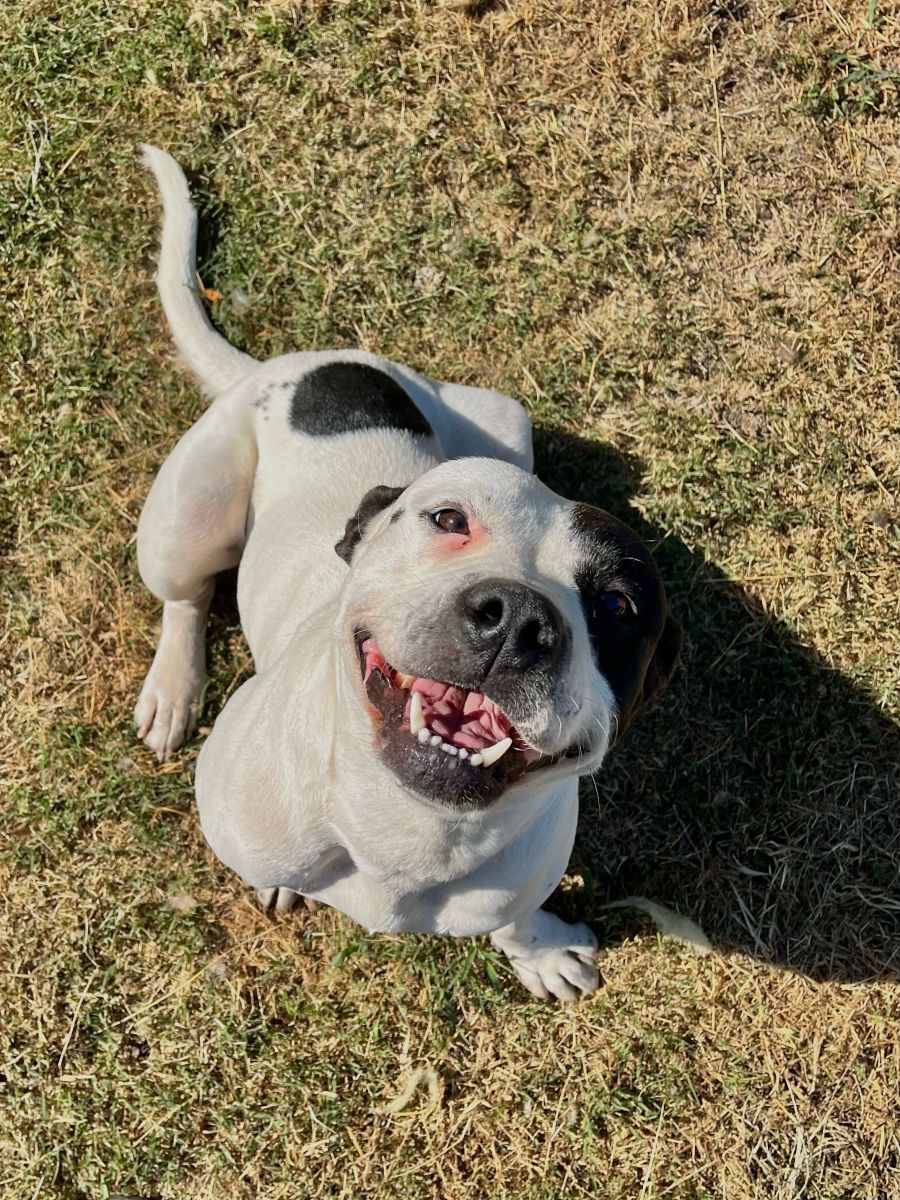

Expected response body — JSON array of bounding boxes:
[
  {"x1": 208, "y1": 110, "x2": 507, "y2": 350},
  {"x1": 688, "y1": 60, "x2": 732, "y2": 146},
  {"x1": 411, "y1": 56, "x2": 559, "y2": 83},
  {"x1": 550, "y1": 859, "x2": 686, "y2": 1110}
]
[{"x1": 134, "y1": 146, "x2": 681, "y2": 1001}]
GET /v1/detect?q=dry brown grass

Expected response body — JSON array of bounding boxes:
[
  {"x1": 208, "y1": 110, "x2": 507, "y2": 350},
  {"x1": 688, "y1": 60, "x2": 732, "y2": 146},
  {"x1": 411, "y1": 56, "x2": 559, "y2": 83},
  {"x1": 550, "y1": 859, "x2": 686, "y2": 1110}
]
[{"x1": 2, "y1": 0, "x2": 900, "y2": 1196}]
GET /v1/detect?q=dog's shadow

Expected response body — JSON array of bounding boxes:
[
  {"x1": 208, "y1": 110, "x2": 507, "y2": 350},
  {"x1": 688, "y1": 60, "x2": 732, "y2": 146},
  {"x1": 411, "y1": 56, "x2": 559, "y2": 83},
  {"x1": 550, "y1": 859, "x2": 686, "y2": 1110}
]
[{"x1": 535, "y1": 425, "x2": 900, "y2": 984}]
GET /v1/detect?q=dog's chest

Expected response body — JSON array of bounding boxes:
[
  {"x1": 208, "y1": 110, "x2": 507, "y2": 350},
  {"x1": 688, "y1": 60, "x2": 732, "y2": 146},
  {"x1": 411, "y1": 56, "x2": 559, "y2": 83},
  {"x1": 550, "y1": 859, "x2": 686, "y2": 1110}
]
[{"x1": 315, "y1": 766, "x2": 580, "y2": 936}]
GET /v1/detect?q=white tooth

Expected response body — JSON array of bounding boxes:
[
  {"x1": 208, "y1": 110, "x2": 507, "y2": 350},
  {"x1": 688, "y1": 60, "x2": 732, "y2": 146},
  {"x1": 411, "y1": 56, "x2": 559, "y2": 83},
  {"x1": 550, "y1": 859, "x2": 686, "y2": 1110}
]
[
  {"x1": 409, "y1": 691, "x2": 425, "y2": 735},
  {"x1": 468, "y1": 753, "x2": 484, "y2": 767},
  {"x1": 430, "y1": 734, "x2": 442, "y2": 747},
  {"x1": 441, "y1": 743, "x2": 457, "y2": 755},
  {"x1": 457, "y1": 748, "x2": 469, "y2": 760},
  {"x1": 417, "y1": 727, "x2": 431, "y2": 744},
  {"x1": 478, "y1": 737, "x2": 513, "y2": 768},
  {"x1": 396, "y1": 672, "x2": 415, "y2": 689}
]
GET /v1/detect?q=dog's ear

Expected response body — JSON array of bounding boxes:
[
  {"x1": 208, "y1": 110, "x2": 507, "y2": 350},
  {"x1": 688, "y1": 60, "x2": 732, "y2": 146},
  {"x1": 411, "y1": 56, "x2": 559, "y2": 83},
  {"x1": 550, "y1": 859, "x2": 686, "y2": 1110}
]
[
  {"x1": 641, "y1": 612, "x2": 683, "y2": 711},
  {"x1": 335, "y1": 484, "x2": 406, "y2": 565},
  {"x1": 611, "y1": 612, "x2": 683, "y2": 744}
]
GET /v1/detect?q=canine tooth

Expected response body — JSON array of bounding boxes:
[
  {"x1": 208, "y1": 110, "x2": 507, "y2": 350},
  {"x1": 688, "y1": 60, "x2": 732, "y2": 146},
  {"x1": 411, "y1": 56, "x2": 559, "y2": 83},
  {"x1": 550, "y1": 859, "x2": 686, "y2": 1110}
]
[
  {"x1": 396, "y1": 672, "x2": 415, "y2": 689},
  {"x1": 457, "y1": 748, "x2": 468, "y2": 760},
  {"x1": 417, "y1": 727, "x2": 431, "y2": 744},
  {"x1": 441, "y1": 742, "x2": 457, "y2": 755},
  {"x1": 409, "y1": 691, "x2": 426, "y2": 735},
  {"x1": 430, "y1": 734, "x2": 442, "y2": 747},
  {"x1": 478, "y1": 737, "x2": 513, "y2": 768},
  {"x1": 468, "y1": 753, "x2": 484, "y2": 767}
]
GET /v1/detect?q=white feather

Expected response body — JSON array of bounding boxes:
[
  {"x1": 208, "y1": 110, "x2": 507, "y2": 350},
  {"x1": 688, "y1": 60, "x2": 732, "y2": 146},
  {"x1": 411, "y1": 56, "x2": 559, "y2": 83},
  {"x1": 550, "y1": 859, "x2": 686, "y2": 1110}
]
[{"x1": 603, "y1": 896, "x2": 712, "y2": 957}]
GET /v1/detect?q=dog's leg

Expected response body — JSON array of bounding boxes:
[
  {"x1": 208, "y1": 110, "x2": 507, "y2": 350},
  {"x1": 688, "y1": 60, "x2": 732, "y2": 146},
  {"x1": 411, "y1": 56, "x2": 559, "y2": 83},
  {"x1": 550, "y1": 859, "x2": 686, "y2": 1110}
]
[
  {"x1": 135, "y1": 592, "x2": 211, "y2": 759},
  {"x1": 491, "y1": 908, "x2": 600, "y2": 1002},
  {"x1": 134, "y1": 398, "x2": 256, "y2": 759}
]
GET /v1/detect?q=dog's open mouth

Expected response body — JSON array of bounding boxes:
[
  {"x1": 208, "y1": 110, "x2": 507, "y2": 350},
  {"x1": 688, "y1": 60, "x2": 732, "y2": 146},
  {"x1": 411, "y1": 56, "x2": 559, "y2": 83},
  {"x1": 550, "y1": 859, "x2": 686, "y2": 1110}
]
[{"x1": 355, "y1": 630, "x2": 556, "y2": 805}]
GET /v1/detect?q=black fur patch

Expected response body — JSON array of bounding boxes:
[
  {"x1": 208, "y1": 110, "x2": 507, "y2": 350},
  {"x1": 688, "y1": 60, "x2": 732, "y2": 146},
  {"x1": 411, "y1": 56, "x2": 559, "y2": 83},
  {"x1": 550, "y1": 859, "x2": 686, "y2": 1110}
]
[
  {"x1": 335, "y1": 484, "x2": 406, "y2": 565},
  {"x1": 290, "y1": 362, "x2": 432, "y2": 438},
  {"x1": 570, "y1": 503, "x2": 681, "y2": 731}
]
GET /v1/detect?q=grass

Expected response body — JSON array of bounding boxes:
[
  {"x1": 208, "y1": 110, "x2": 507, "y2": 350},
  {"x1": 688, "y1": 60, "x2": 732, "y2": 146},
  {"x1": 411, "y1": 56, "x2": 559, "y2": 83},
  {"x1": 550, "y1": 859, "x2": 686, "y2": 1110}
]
[{"x1": 2, "y1": 0, "x2": 900, "y2": 1196}]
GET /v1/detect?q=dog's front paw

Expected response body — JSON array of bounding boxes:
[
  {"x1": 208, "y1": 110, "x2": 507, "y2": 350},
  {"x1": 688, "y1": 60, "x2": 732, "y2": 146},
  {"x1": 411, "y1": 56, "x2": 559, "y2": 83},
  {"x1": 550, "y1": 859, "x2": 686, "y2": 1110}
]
[
  {"x1": 134, "y1": 657, "x2": 203, "y2": 761},
  {"x1": 492, "y1": 910, "x2": 600, "y2": 1002},
  {"x1": 505, "y1": 940, "x2": 600, "y2": 1002},
  {"x1": 135, "y1": 599, "x2": 208, "y2": 761}
]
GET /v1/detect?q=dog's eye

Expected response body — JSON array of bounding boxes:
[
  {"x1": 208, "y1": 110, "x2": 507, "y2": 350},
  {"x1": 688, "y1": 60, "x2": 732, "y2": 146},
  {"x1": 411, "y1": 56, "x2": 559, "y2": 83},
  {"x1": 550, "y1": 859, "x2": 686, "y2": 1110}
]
[
  {"x1": 433, "y1": 508, "x2": 469, "y2": 535},
  {"x1": 595, "y1": 591, "x2": 631, "y2": 618}
]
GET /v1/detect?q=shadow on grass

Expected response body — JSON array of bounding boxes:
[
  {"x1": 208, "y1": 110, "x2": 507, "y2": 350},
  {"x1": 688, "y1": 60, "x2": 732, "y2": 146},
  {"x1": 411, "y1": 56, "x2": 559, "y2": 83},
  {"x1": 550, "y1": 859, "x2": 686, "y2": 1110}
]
[{"x1": 534, "y1": 425, "x2": 900, "y2": 984}]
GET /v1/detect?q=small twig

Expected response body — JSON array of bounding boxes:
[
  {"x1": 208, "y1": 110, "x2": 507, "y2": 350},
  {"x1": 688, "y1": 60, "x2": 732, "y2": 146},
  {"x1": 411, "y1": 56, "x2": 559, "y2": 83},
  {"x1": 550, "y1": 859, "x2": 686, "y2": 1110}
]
[{"x1": 379, "y1": 1066, "x2": 442, "y2": 1114}]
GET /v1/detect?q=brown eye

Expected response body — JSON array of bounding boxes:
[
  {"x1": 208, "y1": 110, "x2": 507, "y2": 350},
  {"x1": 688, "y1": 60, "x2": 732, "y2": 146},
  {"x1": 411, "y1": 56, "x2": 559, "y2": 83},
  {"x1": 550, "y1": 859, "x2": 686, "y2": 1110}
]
[
  {"x1": 596, "y1": 591, "x2": 629, "y2": 618},
  {"x1": 433, "y1": 508, "x2": 469, "y2": 535}
]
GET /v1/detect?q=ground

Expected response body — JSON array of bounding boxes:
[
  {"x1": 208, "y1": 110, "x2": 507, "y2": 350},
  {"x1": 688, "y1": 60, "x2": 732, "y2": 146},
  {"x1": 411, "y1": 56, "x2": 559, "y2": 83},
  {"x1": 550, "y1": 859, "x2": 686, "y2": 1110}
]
[{"x1": 2, "y1": 1, "x2": 900, "y2": 1196}]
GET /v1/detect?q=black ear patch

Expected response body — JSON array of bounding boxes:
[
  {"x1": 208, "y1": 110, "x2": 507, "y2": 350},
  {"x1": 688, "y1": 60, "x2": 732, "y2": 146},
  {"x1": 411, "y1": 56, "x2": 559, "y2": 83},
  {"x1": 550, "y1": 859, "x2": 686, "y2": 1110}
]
[
  {"x1": 640, "y1": 613, "x2": 683, "y2": 712},
  {"x1": 570, "y1": 501, "x2": 683, "y2": 738},
  {"x1": 335, "y1": 484, "x2": 406, "y2": 565}
]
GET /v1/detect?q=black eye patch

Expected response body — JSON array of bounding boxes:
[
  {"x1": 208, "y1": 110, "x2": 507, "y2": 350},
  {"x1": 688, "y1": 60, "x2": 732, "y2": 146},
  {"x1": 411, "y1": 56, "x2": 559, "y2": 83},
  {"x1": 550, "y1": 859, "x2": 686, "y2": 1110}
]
[{"x1": 570, "y1": 502, "x2": 667, "y2": 716}]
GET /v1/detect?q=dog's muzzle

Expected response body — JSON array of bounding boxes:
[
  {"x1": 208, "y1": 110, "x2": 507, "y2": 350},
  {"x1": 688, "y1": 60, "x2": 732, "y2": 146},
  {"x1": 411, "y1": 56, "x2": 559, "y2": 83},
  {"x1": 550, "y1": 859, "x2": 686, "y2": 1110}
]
[{"x1": 352, "y1": 579, "x2": 584, "y2": 809}]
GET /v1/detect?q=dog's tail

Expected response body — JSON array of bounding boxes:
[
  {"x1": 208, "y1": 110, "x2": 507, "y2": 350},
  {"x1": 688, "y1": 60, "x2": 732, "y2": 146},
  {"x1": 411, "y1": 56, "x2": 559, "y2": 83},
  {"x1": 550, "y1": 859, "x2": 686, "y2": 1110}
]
[{"x1": 140, "y1": 144, "x2": 257, "y2": 398}]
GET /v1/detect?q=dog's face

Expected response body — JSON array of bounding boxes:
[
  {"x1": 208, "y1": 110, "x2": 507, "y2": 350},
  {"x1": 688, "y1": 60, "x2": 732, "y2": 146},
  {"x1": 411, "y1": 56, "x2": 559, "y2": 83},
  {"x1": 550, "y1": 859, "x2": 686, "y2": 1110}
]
[{"x1": 335, "y1": 459, "x2": 681, "y2": 809}]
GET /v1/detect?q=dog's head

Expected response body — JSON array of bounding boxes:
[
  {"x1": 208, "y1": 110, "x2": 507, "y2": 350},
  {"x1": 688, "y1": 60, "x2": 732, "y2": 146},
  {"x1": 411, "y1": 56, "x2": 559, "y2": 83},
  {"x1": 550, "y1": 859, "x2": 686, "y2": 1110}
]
[{"x1": 335, "y1": 458, "x2": 681, "y2": 809}]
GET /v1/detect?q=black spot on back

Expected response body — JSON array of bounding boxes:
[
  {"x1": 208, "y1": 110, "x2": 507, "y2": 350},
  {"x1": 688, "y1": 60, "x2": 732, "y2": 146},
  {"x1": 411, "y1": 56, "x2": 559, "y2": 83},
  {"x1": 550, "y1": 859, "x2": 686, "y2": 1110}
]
[{"x1": 290, "y1": 362, "x2": 432, "y2": 439}]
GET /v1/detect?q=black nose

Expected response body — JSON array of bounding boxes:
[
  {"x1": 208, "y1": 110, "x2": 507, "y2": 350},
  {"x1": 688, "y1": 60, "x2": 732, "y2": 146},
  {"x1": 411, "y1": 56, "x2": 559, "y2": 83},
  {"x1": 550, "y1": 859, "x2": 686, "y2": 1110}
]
[{"x1": 458, "y1": 579, "x2": 565, "y2": 676}]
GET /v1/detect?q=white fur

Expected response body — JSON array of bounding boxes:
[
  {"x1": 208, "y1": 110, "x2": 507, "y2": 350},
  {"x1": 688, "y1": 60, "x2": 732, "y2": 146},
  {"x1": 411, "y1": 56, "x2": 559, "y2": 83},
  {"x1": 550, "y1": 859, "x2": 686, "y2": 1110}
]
[
  {"x1": 139, "y1": 144, "x2": 257, "y2": 396},
  {"x1": 135, "y1": 146, "x2": 607, "y2": 1001}
]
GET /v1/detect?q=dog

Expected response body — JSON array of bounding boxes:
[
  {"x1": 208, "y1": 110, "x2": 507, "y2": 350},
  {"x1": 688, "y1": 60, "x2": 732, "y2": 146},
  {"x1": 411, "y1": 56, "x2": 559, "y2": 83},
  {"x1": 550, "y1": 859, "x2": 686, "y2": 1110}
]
[{"x1": 134, "y1": 146, "x2": 681, "y2": 1001}]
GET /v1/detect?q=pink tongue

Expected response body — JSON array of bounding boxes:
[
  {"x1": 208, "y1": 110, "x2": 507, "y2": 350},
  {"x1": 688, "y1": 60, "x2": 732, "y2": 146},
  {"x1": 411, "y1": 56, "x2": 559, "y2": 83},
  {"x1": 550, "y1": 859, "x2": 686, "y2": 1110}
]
[
  {"x1": 408, "y1": 679, "x2": 511, "y2": 750},
  {"x1": 361, "y1": 639, "x2": 513, "y2": 751}
]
